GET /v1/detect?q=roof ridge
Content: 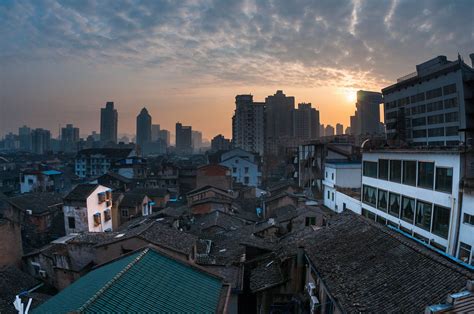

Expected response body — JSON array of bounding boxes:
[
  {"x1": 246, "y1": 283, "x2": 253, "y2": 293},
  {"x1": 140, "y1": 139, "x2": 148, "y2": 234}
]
[{"x1": 78, "y1": 248, "x2": 150, "y2": 312}]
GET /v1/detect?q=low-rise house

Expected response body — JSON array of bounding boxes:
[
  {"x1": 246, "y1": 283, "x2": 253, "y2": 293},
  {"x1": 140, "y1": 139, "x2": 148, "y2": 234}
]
[
  {"x1": 96, "y1": 171, "x2": 133, "y2": 192},
  {"x1": 116, "y1": 192, "x2": 152, "y2": 224},
  {"x1": 33, "y1": 247, "x2": 230, "y2": 313},
  {"x1": 75, "y1": 148, "x2": 136, "y2": 178},
  {"x1": 196, "y1": 164, "x2": 232, "y2": 190},
  {"x1": 63, "y1": 184, "x2": 114, "y2": 234},
  {"x1": 219, "y1": 148, "x2": 261, "y2": 187},
  {"x1": 8, "y1": 192, "x2": 64, "y2": 250},
  {"x1": 131, "y1": 187, "x2": 170, "y2": 209},
  {"x1": 0, "y1": 198, "x2": 23, "y2": 267},
  {"x1": 20, "y1": 169, "x2": 63, "y2": 194},
  {"x1": 187, "y1": 185, "x2": 235, "y2": 214},
  {"x1": 112, "y1": 156, "x2": 148, "y2": 179}
]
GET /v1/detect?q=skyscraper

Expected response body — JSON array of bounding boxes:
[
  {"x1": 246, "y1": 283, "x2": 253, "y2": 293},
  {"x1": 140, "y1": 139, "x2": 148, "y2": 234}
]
[
  {"x1": 232, "y1": 95, "x2": 265, "y2": 156},
  {"x1": 211, "y1": 134, "x2": 231, "y2": 151},
  {"x1": 19, "y1": 125, "x2": 32, "y2": 152},
  {"x1": 136, "y1": 108, "x2": 152, "y2": 148},
  {"x1": 336, "y1": 123, "x2": 343, "y2": 135},
  {"x1": 325, "y1": 125, "x2": 335, "y2": 136},
  {"x1": 151, "y1": 124, "x2": 161, "y2": 141},
  {"x1": 61, "y1": 124, "x2": 80, "y2": 152},
  {"x1": 31, "y1": 128, "x2": 51, "y2": 154},
  {"x1": 100, "y1": 102, "x2": 118, "y2": 144},
  {"x1": 192, "y1": 130, "x2": 203, "y2": 153},
  {"x1": 356, "y1": 90, "x2": 383, "y2": 136},
  {"x1": 293, "y1": 103, "x2": 320, "y2": 140},
  {"x1": 176, "y1": 122, "x2": 193, "y2": 154},
  {"x1": 265, "y1": 90, "x2": 295, "y2": 154},
  {"x1": 158, "y1": 129, "x2": 170, "y2": 146}
]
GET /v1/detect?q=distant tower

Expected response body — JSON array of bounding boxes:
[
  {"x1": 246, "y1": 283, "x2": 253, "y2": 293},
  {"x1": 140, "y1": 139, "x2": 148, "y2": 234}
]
[
  {"x1": 336, "y1": 123, "x2": 343, "y2": 135},
  {"x1": 136, "y1": 108, "x2": 152, "y2": 148},
  {"x1": 100, "y1": 102, "x2": 118, "y2": 144},
  {"x1": 176, "y1": 122, "x2": 193, "y2": 154}
]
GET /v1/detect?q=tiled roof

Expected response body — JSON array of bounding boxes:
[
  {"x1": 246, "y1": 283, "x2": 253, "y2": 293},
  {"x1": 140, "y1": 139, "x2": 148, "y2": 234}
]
[
  {"x1": 63, "y1": 184, "x2": 99, "y2": 202},
  {"x1": 131, "y1": 187, "x2": 168, "y2": 198},
  {"x1": 303, "y1": 211, "x2": 474, "y2": 313},
  {"x1": 190, "y1": 210, "x2": 247, "y2": 234},
  {"x1": 0, "y1": 266, "x2": 40, "y2": 314},
  {"x1": 249, "y1": 257, "x2": 285, "y2": 292},
  {"x1": 33, "y1": 248, "x2": 227, "y2": 313},
  {"x1": 8, "y1": 192, "x2": 63, "y2": 214},
  {"x1": 118, "y1": 192, "x2": 147, "y2": 208}
]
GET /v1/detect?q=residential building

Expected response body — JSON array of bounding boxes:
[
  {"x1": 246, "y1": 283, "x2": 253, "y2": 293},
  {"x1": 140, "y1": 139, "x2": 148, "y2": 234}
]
[
  {"x1": 0, "y1": 198, "x2": 23, "y2": 267},
  {"x1": 325, "y1": 125, "x2": 335, "y2": 137},
  {"x1": 319, "y1": 124, "x2": 325, "y2": 137},
  {"x1": 219, "y1": 148, "x2": 261, "y2": 187},
  {"x1": 356, "y1": 90, "x2": 383, "y2": 136},
  {"x1": 361, "y1": 148, "x2": 474, "y2": 262},
  {"x1": 100, "y1": 102, "x2": 118, "y2": 144},
  {"x1": 211, "y1": 134, "x2": 231, "y2": 151},
  {"x1": 345, "y1": 126, "x2": 351, "y2": 135},
  {"x1": 265, "y1": 90, "x2": 295, "y2": 155},
  {"x1": 60, "y1": 124, "x2": 79, "y2": 153},
  {"x1": 74, "y1": 148, "x2": 136, "y2": 178},
  {"x1": 232, "y1": 94, "x2": 265, "y2": 156},
  {"x1": 151, "y1": 124, "x2": 161, "y2": 141},
  {"x1": 323, "y1": 161, "x2": 362, "y2": 213},
  {"x1": 383, "y1": 55, "x2": 474, "y2": 146},
  {"x1": 136, "y1": 107, "x2": 152, "y2": 149},
  {"x1": 63, "y1": 184, "x2": 114, "y2": 234},
  {"x1": 176, "y1": 122, "x2": 193, "y2": 154},
  {"x1": 18, "y1": 125, "x2": 32, "y2": 152},
  {"x1": 158, "y1": 129, "x2": 170, "y2": 146},
  {"x1": 20, "y1": 169, "x2": 63, "y2": 194},
  {"x1": 31, "y1": 128, "x2": 51, "y2": 154},
  {"x1": 293, "y1": 103, "x2": 320, "y2": 140},
  {"x1": 336, "y1": 123, "x2": 343, "y2": 135},
  {"x1": 187, "y1": 185, "x2": 234, "y2": 214},
  {"x1": 196, "y1": 164, "x2": 232, "y2": 190},
  {"x1": 116, "y1": 192, "x2": 152, "y2": 225},
  {"x1": 192, "y1": 130, "x2": 202, "y2": 153}
]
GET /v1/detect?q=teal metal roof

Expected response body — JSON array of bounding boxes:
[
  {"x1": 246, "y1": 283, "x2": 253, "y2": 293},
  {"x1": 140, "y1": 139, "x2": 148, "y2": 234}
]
[{"x1": 33, "y1": 249, "x2": 224, "y2": 313}]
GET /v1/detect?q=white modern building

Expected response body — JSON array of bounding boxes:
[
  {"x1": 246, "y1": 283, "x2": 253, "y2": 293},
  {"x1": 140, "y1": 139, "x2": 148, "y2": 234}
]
[
  {"x1": 219, "y1": 148, "x2": 261, "y2": 187},
  {"x1": 322, "y1": 161, "x2": 362, "y2": 214},
  {"x1": 383, "y1": 54, "x2": 474, "y2": 146},
  {"x1": 63, "y1": 184, "x2": 114, "y2": 234},
  {"x1": 361, "y1": 148, "x2": 474, "y2": 265}
]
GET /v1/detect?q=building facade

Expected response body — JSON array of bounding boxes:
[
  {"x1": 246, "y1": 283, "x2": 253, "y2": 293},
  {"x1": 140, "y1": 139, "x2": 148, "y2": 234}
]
[
  {"x1": 232, "y1": 95, "x2": 265, "y2": 156},
  {"x1": 136, "y1": 108, "x2": 152, "y2": 149},
  {"x1": 176, "y1": 122, "x2": 193, "y2": 154},
  {"x1": 293, "y1": 103, "x2": 320, "y2": 140},
  {"x1": 61, "y1": 124, "x2": 79, "y2": 153},
  {"x1": 75, "y1": 148, "x2": 136, "y2": 178},
  {"x1": 211, "y1": 134, "x2": 231, "y2": 151},
  {"x1": 31, "y1": 128, "x2": 51, "y2": 154},
  {"x1": 100, "y1": 102, "x2": 118, "y2": 144},
  {"x1": 323, "y1": 162, "x2": 361, "y2": 213}
]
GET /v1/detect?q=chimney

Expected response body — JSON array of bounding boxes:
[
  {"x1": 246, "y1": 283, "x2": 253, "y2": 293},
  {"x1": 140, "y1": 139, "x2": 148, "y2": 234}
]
[{"x1": 470, "y1": 53, "x2": 474, "y2": 68}]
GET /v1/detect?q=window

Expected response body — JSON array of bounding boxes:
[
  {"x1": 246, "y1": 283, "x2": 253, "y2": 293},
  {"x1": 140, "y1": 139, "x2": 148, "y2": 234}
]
[
  {"x1": 412, "y1": 117, "x2": 426, "y2": 127},
  {"x1": 427, "y1": 114, "x2": 444, "y2": 125},
  {"x1": 446, "y1": 126, "x2": 459, "y2": 136},
  {"x1": 411, "y1": 104, "x2": 426, "y2": 115},
  {"x1": 388, "y1": 193, "x2": 400, "y2": 218},
  {"x1": 415, "y1": 201, "x2": 432, "y2": 231},
  {"x1": 244, "y1": 167, "x2": 249, "y2": 174},
  {"x1": 93, "y1": 213, "x2": 101, "y2": 227},
  {"x1": 376, "y1": 215, "x2": 387, "y2": 225},
  {"x1": 106, "y1": 190, "x2": 112, "y2": 200},
  {"x1": 244, "y1": 177, "x2": 249, "y2": 184},
  {"x1": 389, "y1": 160, "x2": 401, "y2": 183},
  {"x1": 327, "y1": 190, "x2": 330, "y2": 199},
  {"x1": 104, "y1": 209, "x2": 111, "y2": 222},
  {"x1": 331, "y1": 173, "x2": 334, "y2": 180},
  {"x1": 68, "y1": 217, "x2": 76, "y2": 229},
  {"x1": 362, "y1": 185, "x2": 377, "y2": 207},
  {"x1": 331, "y1": 192, "x2": 334, "y2": 201},
  {"x1": 458, "y1": 242, "x2": 472, "y2": 264},
  {"x1": 363, "y1": 161, "x2": 377, "y2": 178},
  {"x1": 325, "y1": 171, "x2": 328, "y2": 178},
  {"x1": 432, "y1": 205, "x2": 450, "y2": 239},
  {"x1": 412, "y1": 129, "x2": 427, "y2": 138},
  {"x1": 361, "y1": 208, "x2": 376, "y2": 221},
  {"x1": 377, "y1": 189, "x2": 388, "y2": 211},
  {"x1": 426, "y1": 101, "x2": 444, "y2": 112},
  {"x1": 445, "y1": 112, "x2": 458, "y2": 123},
  {"x1": 444, "y1": 97, "x2": 458, "y2": 109},
  {"x1": 463, "y1": 213, "x2": 474, "y2": 225},
  {"x1": 232, "y1": 167, "x2": 237, "y2": 173},
  {"x1": 435, "y1": 167, "x2": 453, "y2": 193},
  {"x1": 378, "y1": 159, "x2": 389, "y2": 180},
  {"x1": 401, "y1": 196, "x2": 415, "y2": 223},
  {"x1": 414, "y1": 232, "x2": 429, "y2": 244},
  {"x1": 443, "y1": 83, "x2": 456, "y2": 95},
  {"x1": 426, "y1": 87, "x2": 442, "y2": 100},
  {"x1": 428, "y1": 127, "x2": 444, "y2": 137},
  {"x1": 305, "y1": 217, "x2": 316, "y2": 226},
  {"x1": 402, "y1": 161, "x2": 416, "y2": 186},
  {"x1": 410, "y1": 92, "x2": 425, "y2": 103},
  {"x1": 98, "y1": 192, "x2": 106, "y2": 203},
  {"x1": 418, "y1": 162, "x2": 434, "y2": 189}
]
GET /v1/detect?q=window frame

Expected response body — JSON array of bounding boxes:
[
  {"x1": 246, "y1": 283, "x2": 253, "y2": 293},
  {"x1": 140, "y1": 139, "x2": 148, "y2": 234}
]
[
  {"x1": 417, "y1": 161, "x2": 435, "y2": 189},
  {"x1": 402, "y1": 160, "x2": 417, "y2": 186},
  {"x1": 432, "y1": 205, "x2": 451, "y2": 239},
  {"x1": 389, "y1": 160, "x2": 402, "y2": 183},
  {"x1": 435, "y1": 167, "x2": 453, "y2": 193},
  {"x1": 388, "y1": 192, "x2": 401, "y2": 218}
]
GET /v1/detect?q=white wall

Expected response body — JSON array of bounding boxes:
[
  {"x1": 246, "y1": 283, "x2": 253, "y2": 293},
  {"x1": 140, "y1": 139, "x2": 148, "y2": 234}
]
[
  {"x1": 459, "y1": 193, "x2": 474, "y2": 264},
  {"x1": 20, "y1": 174, "x2": 37, "y2": 193},
  {"x1": 86, "y1": 185, "x2": 113, "y2": 232},
  {"x1": 220, "y1": 156, "x2": 260, "y2": 187}
]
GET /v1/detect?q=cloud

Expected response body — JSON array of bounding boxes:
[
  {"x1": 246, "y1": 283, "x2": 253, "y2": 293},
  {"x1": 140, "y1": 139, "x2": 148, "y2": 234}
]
[{"x1": 0, "y1": 0, "x2": 473, "y2": 90}]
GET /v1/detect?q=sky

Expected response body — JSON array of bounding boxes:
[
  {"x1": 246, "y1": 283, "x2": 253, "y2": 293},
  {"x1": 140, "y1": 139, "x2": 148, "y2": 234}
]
[{"x1": 0, "y1": 0, "x2": 473, "y2": 140}]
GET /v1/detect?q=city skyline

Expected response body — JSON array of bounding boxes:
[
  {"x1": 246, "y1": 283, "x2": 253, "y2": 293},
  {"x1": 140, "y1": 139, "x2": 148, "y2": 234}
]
[{"x1": 1, "y1": 1, "x2": 472, "y2": 139}]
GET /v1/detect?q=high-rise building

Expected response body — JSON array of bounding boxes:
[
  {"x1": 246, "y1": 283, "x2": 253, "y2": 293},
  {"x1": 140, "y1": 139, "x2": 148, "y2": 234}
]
[
  {"x1": 336, "y1": 123, "x2": 344, "y2": 135},
  {"x1": 151, "y1": 124, "x2": 161, "y2": 141},
  {"x1": 350, "y1": 115, "x2": 359, "y2": 136},
  {"x1": 61, "y1": 124, "x2": 80, "y2": 152},
  {"x1": 293, "y1": 103, "x2": 320, "y2": 140},
  {"x1": 192, "y1": 130, "x2": 203, "y2": 153},
  {"x1": 345, "y1": 126, "x2": 351, "y2": 135},
  {"x1": 176, "y1": 122, "x2": 193, "y2": 154},
  {"x1": 232, "y1": 95, "x2": 265, "y2": 156},
  {"x1": 383, "y1": 54, "x2": 474, "y2": 146},
  {"x1": 158, "y1": 130, "x2": 170, "y2": 146},
  {"x1": 31, "y1": 128, "x2": 51, "y2": 154},
  {"x1": 320, "y1": 124, "x2": 325, "y2": 137},
  {"x1": 19, "y1": 125, "x2": 32, "y2": 152},
  {"x1": 356, "y1": 90, "x2": 383, "y2": 136},
  {"x1": 325, "y1": 125, "x2": 335, "y2": 137},
  {"x1": 265, "y1": 90, "x2": 295, "y2": 154},
  {"x1": 211, "y1": 134, "x2": 231, "y2": 151},
  {"x1": 100, "y1": 102, "x2": 118, "y2": 144},
  {"x1": 136, "y1": 108, "x2": 152, "y2": 148}
]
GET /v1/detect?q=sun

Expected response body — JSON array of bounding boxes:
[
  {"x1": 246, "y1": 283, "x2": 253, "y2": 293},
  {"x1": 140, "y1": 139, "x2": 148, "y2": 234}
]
[{"x1": 344, "y1": 89, "x2": 357, "y2": 103}]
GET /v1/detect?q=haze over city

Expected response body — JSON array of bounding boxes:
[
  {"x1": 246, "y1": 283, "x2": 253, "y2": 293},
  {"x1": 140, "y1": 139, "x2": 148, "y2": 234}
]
[{"x1": 1, "y1": 0, "x2": 472, "y2": 139}]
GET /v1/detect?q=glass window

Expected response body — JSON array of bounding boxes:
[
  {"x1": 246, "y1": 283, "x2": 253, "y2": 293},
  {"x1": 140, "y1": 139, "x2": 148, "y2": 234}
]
[
  {"x1": 464, "y1": 213, "x2": 474, "y2": 225},
  {"x1": 435, "y1": 167, "x2": 453, "y2": 193},
  {"x1": 327, "y1": 190, "x2": 330, "y2": 199},
  {"x1": 432, "y1": 205, "x2": 450, "y2": 239},
  {"x1": 389, "y1": 160, "x2": 401, "y2": 183},
  {"x1": 402, "y1": 161, "x2": 416, "y2": 186},
  {"x1": 426, "y1": 101, "x2": 444, "y2": 112},
  {"x1": 362, "y1": 208, "x2": 376, "y2": 221},
  {"x1": 388, "y1": 193, "x2": 400, "y2": 218},
  {"x1": 428, "y1": 127, "x2": 444, "y2": 137},
  {"x1": 401, "y1": 196, "x2": 415, "y2": 223},
  {"x1": 68, "y1": 217, "x2": 75, "y2": 229},
  {"x1": 418, "y1": 162, "x2": 434, "y2": 189},
  {"x1": 427, "y1": 114, "x2": 444, "y2": 125},
  {"x1": 377, "y1": 189, "x2": 388, "y2": 211},
  {"x1": 458, "y1": 242, "x2": 472, "y2": 264},
  {"x1": 445, "y1": 126, "x2": 459, "y2": 136},
  {"x1": 412, "y1": 129, "x2": 427, "y2": 138},
  {"x1": 412, "y1": 117, "x2": 426, "y2": 127},
  {"x1": 411, "y1": 104, "x2": 426, "y2": 115},
  {"x1": 363, "y1": 161, "x2": 378, "y2": 178},
  {"x1": 444, "y1": 97, "x2": 458, "y2": 109},
  {"x1": 378, "y1": 159, "x2": 389, "y2": 180},
  {"x1": 443, "y1": 83, "x2": 456, "y2": 95},
  {"x1": 376, "y1": 215, "x2": 387, "y2": 225},
  {"x1": 415, "y1": 201, "x2": 432, "y2": 231},
  {"x1": 362, "y1": 185, "x2": 377, "y2": 207},
  {"x1": 426, "y1": 87, "x2": 442, "y2": 100},
  {"x1": 104, "y1": 209, "x2": 111, "y2": 221},
  {"x1": 93, "y1": 213, "x2": 101, "y2": 227},
  {"x1": 445, "y1": 112, "x2": 458, "y2": 123}
]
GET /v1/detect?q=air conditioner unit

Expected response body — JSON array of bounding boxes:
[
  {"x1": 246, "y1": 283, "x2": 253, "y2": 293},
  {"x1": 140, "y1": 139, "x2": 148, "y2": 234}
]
[
  {"x1": 39, "y1": 270, "x2": 47, "y2": 278},
  {"x1": 307, "y1": 282, "x2": 316, "y2": 296},
  {"x1": 310, "y1": 295, "x2": 319, "y2": 312}
]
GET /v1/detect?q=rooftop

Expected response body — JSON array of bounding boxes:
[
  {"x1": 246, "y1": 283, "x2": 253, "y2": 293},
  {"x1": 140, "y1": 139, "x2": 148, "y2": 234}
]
[
  {"x1": 8, "y1": 192, "x2": 63, "y2": 214},
  {"x1": 63, "y1": 184, "x2": 99, "y2": 202},
  {"x1": 33, "y1": 248, "x2": 228, "y2": 313}
]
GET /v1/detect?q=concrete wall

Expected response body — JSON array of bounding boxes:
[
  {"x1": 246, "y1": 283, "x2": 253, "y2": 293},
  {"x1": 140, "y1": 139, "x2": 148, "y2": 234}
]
[
  {"x1": 220, "y1": 156, "x2": 261, "y2": 187},
  {"x1": 0, "y1": 220, "x2": 23, "y2": 267}
]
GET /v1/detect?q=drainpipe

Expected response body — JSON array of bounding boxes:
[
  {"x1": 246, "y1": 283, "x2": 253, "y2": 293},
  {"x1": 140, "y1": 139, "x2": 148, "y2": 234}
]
[{"x1": 447, "y1": 195, "x2": 456, "y2": 256}]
